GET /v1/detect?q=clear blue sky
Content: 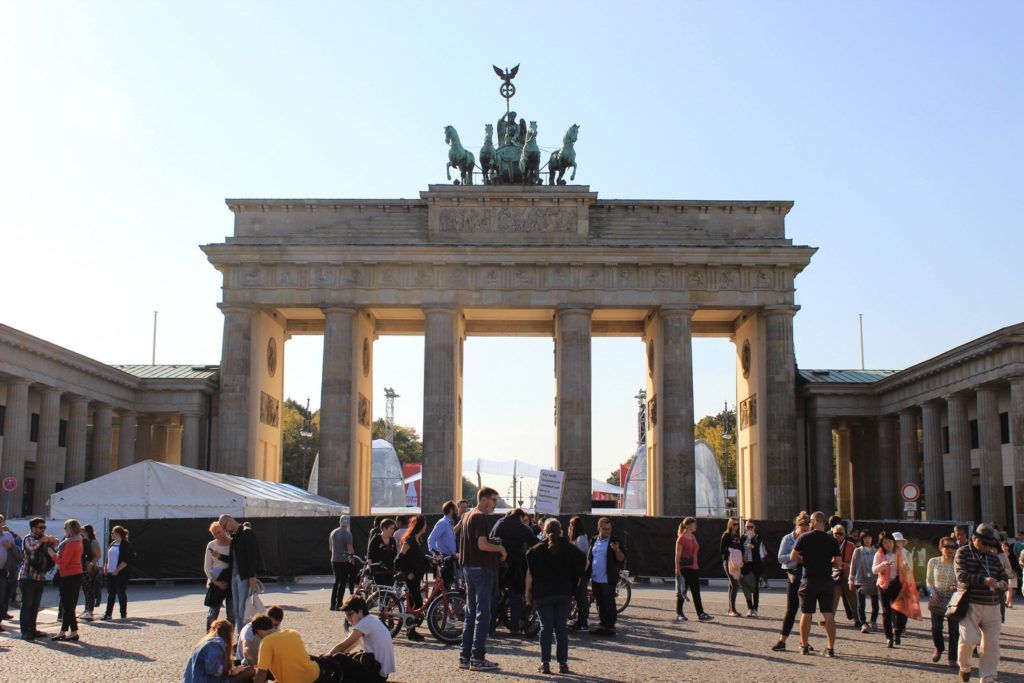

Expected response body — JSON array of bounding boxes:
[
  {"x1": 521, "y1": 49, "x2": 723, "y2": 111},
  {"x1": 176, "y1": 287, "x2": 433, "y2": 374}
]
[{"x1": 2, "y1": 3, "x2": 1022, "y2": 483}]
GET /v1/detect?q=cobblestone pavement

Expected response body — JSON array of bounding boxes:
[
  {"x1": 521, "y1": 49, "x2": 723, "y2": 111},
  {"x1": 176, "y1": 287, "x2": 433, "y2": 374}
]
[{"x1": 2, "y1": 583, "x2": 1024, "y2": 682}]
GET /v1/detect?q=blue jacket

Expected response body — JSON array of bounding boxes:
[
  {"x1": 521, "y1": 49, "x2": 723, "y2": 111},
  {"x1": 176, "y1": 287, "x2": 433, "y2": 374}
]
[
  {"x1": 183, "y1": 636, "x2": 230, "y2": 683},
  {"x1": 778, "y1": 530, "x2": 801, "y2": 571}
]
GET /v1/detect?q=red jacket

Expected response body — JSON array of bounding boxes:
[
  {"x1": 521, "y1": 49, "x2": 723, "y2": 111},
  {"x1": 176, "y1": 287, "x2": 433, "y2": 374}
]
[{"x1": 56, "y1": 537, "x2": 84, "y2": 577}]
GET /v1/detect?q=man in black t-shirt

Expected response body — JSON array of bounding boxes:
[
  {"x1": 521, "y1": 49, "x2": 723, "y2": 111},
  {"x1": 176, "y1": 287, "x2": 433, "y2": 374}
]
[{"x1": 791, "y1": 510, "x2": 841, "y2": 657}]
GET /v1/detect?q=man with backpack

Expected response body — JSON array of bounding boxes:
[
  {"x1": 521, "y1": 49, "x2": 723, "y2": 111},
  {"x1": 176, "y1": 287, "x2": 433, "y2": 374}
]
[{"x1": 18, "y1": 517, "x2": 58, "y2": 639}]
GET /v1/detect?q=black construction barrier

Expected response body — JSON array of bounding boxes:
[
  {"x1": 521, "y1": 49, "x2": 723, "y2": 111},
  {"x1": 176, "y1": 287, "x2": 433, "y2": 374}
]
[{"x1": 108, "y1": 515, "x2": 963, "y2": 582}]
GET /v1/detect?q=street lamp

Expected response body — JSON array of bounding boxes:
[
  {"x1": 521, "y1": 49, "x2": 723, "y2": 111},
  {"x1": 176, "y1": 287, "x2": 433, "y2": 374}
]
[
  {"x1": 300, "y1": 397, "x2": 313, "y2": 485},
  {"x1": 720, "y1": 401, "x2": 734, "y2": 514}
]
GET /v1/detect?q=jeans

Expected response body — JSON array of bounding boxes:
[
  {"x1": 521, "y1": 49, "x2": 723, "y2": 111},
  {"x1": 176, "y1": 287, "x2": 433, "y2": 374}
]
[
  {"x1": 461, "y1": 566, "x2": 495, "y2": 662},
  {"x1": 573, "y1": 578, "x2": 589, "y2": 626},
  {"x1": 856, "y1": 588, "x2": 879, "y2": 624},
  {"x1": 675, "y1": 574, "x2": 687, "y2": 615},
  {"x1": 331, "y1": 561, "x2": 356, "y2": 609},
  {"x1": 58, "y1": 573, "x2": 82, "y2": 633},
  {"x1": 231, "y1": 570, "x2": 251, "y2": 633},
  {"x1": 19, "y1": 578, "x2": 44, "y2": 636},
  {"x1": 535, "y1": 595, "x2": 571, "y2": 664},
  {"x1": 931, "y1": 611, "x2": 959, "y2": 660},
  {"x1": 780, "y1": 570, "x2": 801, "y2": 638},
  {"x1": 681, "y1": 568, "x2": 705, "y2": 615},
  {"x1": 592, "y1": 580, "x2": 616, "y2": 630},
  {"x1": 105, "y1": 572, "x2": 129, "y2": 618},
  {"x1": 506, "y1": 584, "x2": 524, "y2": 633}
]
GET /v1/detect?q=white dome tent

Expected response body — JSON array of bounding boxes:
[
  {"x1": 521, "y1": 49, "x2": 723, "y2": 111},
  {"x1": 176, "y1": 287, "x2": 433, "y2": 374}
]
[
  {"x1": 307, "y1": 439, "x2": 406, "y2": 509},
  {"x1": 621, "y1": 439, "x2": 726, "y2": 516}
]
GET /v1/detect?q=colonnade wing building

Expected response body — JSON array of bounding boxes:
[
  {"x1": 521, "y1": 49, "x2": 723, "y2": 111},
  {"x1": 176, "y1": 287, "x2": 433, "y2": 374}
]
[{"x1": 1, "y1": 184, "x2": 1022, "y2": 527}]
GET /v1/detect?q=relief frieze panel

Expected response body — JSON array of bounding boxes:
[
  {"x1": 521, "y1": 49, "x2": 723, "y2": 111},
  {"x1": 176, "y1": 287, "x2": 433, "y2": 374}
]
[
  {"x1": 227, "y1": 263, "x2": 791, "y2": 295},
  {"x1": 436, "y1": 205, "x2": 577, "y2": 234}
]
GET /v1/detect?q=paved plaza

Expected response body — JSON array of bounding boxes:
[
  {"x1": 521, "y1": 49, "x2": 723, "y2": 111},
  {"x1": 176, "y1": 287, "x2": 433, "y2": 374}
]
[{"x1": 2, "y1": 582, "x2": 1024, "y2": 682}]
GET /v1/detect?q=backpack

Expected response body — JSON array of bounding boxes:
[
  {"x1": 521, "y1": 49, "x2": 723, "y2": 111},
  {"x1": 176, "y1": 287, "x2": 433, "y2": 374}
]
[{"x1": 4, "y1": 541, "x2": 22, "y2": 574}]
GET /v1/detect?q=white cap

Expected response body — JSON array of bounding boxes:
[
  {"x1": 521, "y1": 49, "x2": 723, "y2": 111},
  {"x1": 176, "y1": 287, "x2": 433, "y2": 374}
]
[{"x1": 891, "y1": 531, "x2": 906, "y2": 542}]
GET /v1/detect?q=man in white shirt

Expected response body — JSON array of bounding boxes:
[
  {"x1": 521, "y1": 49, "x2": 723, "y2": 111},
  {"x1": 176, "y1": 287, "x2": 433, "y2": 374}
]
[
  {"x1": 327, "y1": 595, "x2": 395, "y2": 680},
  {"x1": 238, "y1": 605, "x2": 283, "y2": 666},
  {"x1": 0, "y1": 515, "x2": 15, "y2": 631}
]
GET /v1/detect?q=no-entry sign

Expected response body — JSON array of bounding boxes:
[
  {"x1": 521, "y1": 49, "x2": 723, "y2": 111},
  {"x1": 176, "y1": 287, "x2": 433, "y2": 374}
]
[
  {"x1": 900, "y1": 482, "x2": 920, "y2": 502},
  {"x1": 1, "y1": 476, "x2": 16, "y2": 492}
]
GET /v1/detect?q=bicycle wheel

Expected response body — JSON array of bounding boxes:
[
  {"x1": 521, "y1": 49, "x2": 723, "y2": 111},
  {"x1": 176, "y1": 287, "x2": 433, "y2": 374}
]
[
  {"x1": 615, "y1": 576, "x2": 632, "y2": 613},
  {"x1": 371, "y1": 590, "x2": 404, "y2": 637},
  {"x1": 426, "y1": 590, "x2": 467, "y2": 644}
]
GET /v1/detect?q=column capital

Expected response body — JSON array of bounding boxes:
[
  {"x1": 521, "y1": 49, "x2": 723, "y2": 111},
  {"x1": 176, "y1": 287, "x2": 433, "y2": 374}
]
[
  {"x1": 6, "y1": 377, "x2": 31, "y2": 388},
  {"x1": 878, "y1": 413, "x2": 898, "y2": 424},
  {"x1": 217, "y1": 303, "x2": 254, "y2": 314},
  {"x1": 322, "y1": 305, "x2": 359, "y2": 315},
  {"x1": 898, "y1": 406, "x2": 919, "y2": 416},
  {"x1": 944, "y1": 392, "x2": 970, "y2": 405},
  {"x1": 92, "y1": 401, "x2": 113, "y2": 413},
  {"x1": 118, "y1": 408, "x2": 138, "y2": 417},
  {"x1": 555, "y1": 306, "x2": 594, "y2": 316},
  {"x1": 38, "y1": 385, "x2": 62, "y2": 397},
  {"x1": 762, "y1": 304, "x2": 800, "y2": 317},
  {"x1": 422, "y1": 305, "x2": 460, "y2": 316},
  {"x1": 658, "y1": 305, "x2": 697, "y2": 318},
  {"x1": 814, "y1": 415, "x2": 834, "y2": 426},
  {"x1": 68, "y1": 395, "x2": 91, "y2": 408},
  {"x1": 180, "y1": 409, "x2": 203, "y2": 418}
]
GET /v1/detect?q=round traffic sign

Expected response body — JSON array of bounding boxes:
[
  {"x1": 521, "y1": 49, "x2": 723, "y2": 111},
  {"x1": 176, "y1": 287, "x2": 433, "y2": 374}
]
[
  {"x1": 1, "y1": 476, "x2": 16, "y2": 492},
  {"x1": 900, "y1": 482, "x2": 920, "y2": 502}
]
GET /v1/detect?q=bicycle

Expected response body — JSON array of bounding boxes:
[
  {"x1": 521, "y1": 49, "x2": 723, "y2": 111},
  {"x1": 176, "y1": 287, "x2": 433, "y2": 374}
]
[
  {"x1": 568, "y1": 570, "x2": 632, "y2": 623},
  {"x1": 492, "y1": 579, "x2": 540, "y2": 637},
  {"x1": 365, "y1": 556, "x2": 467, "y2": 644}
]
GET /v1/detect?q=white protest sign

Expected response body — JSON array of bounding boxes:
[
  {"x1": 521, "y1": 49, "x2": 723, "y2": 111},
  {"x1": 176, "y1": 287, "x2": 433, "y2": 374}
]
[{"x1": 534, "y1": 469, "x2": 565, "y2": 516}]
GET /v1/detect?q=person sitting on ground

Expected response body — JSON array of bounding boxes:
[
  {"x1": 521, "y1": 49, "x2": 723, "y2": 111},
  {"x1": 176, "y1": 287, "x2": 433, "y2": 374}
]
[
  {"x1": 252, "y1": 617, "x2": 320, "y2": 683},
  {"x1": 237, "y1": 606, "x2": 283, "y2": 668},
  {"x1": 327, "y1": 595, "x2": 396, "y2": 681},
  {"x1": 183, "y1": 618, "x2": 254, "y2": 683}
]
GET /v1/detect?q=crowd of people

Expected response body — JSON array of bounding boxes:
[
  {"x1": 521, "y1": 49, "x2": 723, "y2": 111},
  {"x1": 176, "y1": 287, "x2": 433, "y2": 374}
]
[
  {"x1": 765, "y1": 511, "x2": 1015, "y2": 682},
  {"x1": 194, "y1": 496, "x2": 1024, "y2": 682},
  {"x1": 0, "y1": 513, "x2": 134, "y2": 641}
]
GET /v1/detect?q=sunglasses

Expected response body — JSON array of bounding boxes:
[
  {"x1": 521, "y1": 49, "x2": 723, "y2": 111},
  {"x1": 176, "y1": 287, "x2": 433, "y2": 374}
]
[
  {"x1": 942, "y1": 545, "x2": 956, "y2": 550},
  {"x1": 745, "y1": 526, "x2": 754, "y2": 530}
]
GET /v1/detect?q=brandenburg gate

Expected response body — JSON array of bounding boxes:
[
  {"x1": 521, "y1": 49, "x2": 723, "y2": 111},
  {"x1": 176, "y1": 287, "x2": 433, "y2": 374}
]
[{"x1": 202, "y1": 184, "x2": 815, "y2": 519}]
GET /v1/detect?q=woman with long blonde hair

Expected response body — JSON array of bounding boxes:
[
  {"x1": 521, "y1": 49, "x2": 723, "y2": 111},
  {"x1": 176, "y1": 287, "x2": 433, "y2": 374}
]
[{"x1": 183, "y1": 618, "x2": 252, "y2": 682}]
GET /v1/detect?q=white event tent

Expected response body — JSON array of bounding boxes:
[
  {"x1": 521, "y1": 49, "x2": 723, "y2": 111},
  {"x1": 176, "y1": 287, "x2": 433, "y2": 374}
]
[{"x1": 49, "y1": 460, "x2": 347, "y2": 531}]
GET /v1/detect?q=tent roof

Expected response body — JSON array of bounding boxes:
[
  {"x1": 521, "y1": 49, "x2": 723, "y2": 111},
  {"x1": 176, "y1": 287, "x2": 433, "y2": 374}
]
[{"x1": 49, "y1": 460, "x2": 347, "y2": 513}]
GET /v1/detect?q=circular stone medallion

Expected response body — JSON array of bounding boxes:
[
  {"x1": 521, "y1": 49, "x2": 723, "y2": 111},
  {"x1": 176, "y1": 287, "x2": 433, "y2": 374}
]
[
  {"x1": 741, "y1": 340, "x2": 751, "y2": 379},
  {"x1": 267, "y1": 338, "x2": 278, "y2": 377}
]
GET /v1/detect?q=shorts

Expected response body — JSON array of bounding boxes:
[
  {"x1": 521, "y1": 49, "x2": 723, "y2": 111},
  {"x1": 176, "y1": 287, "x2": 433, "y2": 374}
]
[{"x1": 798, "y1": 580, "x2": 833, "y2": 615}]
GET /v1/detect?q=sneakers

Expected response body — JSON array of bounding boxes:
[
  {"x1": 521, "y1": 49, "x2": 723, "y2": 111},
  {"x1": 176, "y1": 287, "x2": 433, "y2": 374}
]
[
  {"x1": 727, "y1": 609, "x2": 740, "y2": 617},
  {"x1": 861, "y1": 624, "x2": 870, "y2": 634},
  {"x1": 932, "y1": 649, "x2": 942, "y2": 663},
  {"x1": 771, "y1": 640, "x2": 787, "y2": 652},
  {"x1": 558, "y1": 663, "x2": 570, "y2": 675},
  {"x1": 674, "y1": 614, "x2": 688, "y2": 622},
  {"x1": 80, "y1": 611, "x2": 94, "y2": 622},
  {"x1": 470, "y1": 659, "x2": 500, "y2": 671},
  {"x1": 801, "y1": 644, "x2": 811, "y2": 656},
  {"x1": 822, "y1": 647, "x2": 835, "y2": 658},
  {"x1": 697, "y1": 612, "x2": 714, "y2": 622},
  {"x1": 750, "y1": 609, "x2": 758, "y2": 617},
  {"x1": 538, "y1": 662, "x2": 551, "y2": 674},
  {"x1": 458, "y1": 659, "x2": 470, "y2": 670}
]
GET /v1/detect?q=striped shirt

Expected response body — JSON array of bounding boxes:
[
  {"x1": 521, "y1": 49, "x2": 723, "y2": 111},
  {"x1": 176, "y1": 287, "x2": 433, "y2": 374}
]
[{"x1": 954, "y1": 545, "x2": 1008, "y2": 606}]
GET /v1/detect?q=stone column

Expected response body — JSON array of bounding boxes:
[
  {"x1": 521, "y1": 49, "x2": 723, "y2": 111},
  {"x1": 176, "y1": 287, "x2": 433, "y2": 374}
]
[
  {"x1": 898, "y1": 408, "x2": 920, "y2": 495},
  {"x1": 216, "y1": 304, "x2": 254, "y2": 475},
  {"x1": 835, "y1": 422, "x2": 852, "y2": 518},
  {"x1": 814, "y1": 416, "x2": 835, "y2": 513},
  {"x1": 877, "y1": 415, "x2": 898, "y2": 518},
  {"x1": 554, "y1": 308, "x2": 595, "y2": 514},
  {"x1": 946, "y1": 393, "x2": 974, "y2": 521},
  {"x1": 1010, "y1": 377, "x2": 1024, "y2": 533},
  {"x1": 91, "y1": 404, "x2": 114, "y2": 478},
  {"x1": 64, "y1": 396, "x2": 90, "y2": 487},
  {"x1": 116, "y1": 410, "x2": 137, "y2": 470},
  {"x1": 150, "y1": 419, "x2": 168, "y2": 462},
  {"x1": 135, "y1": 415, "x2": 152, "y2": 462},
  {"x1": 422, "y1": 308, "x2": 462, "y2": 513},
  {"x1": 921, "y1": 401, "x2": 946, "y2": 520},
  {"x1": 659, "y1": 308, "x2": 695, "y2": 516},
  {"x1": 320, "y1": 307, "x2": 357, "y2": 505},
  {"x1": 181, "y1": 411, "x2": 202, "y2": 469},
  {"x1": 977, "y1": 387, "x2": 1006, "y2": 525},
  {"x1": 763, "y1": 306, "x2": 799, "y2": 519},
  {"x1": 33, "y1": 387, "x2": 62, "y2": 514},
  {"x1": 1, "y1": 379, "x2": 30, "y2": 515}
]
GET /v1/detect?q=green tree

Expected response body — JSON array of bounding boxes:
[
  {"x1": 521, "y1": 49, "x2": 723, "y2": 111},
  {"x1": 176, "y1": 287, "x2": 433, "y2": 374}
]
[
  {"x1": 371, "y1": 418, "x2": 423, "y2": 465},
  {"x1": 281, "y1": 398, "x2": 319, "y2": 487},
  {"x1": 606, "y1": 456, "x2": 632, "y2": 486},
  {"x1": 694, "y1": 408, "x2": 737, "y2": 490}
]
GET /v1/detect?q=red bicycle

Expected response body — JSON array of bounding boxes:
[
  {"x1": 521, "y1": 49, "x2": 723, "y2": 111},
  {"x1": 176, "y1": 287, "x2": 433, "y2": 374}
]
[{"x1": 366, "y1": 556, "x2": 467, "y2": 644}]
